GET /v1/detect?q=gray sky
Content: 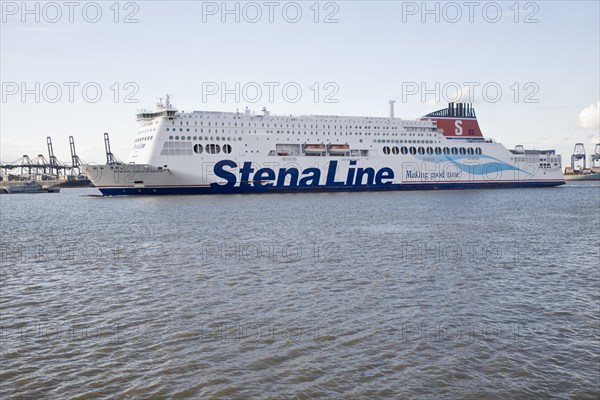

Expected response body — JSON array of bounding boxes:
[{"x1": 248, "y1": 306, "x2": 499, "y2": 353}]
[{"x1": 1, "y1": 1, "x2": 599, "y2": 165}]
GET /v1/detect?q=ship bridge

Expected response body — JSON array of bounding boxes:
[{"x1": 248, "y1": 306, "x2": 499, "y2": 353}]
[{"x1": 136, "y1": 94, "x2": 177, "y2": 121}]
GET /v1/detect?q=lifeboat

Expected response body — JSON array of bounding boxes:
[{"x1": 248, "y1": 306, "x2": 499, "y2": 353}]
[
  {"x1": 304, "y1": 144, "x2": 326, "y2": 155},
  {"x1": 277, "y1": 151, "x2": 289, "y2": 156},
  {"x1": 328, "y1": 144, "x2": 350, "y2": 155}
]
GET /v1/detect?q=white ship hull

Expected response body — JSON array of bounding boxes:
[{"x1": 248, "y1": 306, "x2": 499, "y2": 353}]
[{"x1": 83, "y1": 99, "x2": 565, "y2": 195}]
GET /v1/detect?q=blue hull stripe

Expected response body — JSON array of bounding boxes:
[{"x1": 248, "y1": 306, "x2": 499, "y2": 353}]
[{"x1": 98, "y1": 181, "x2": 566, "y2": 196}]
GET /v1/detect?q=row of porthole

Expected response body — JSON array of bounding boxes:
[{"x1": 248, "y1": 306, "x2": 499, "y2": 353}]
[
  {"x1": 175, "y1": 118, "x2": 408, "y2": 131},
  {"x1": 171, "y1": 126, "x2": 430, "y2": 136},
  {"x1": 383, "y1": 146, "x2": 483, "y2": 156},
  {"x1": 193, "y1": 144, "x2": 233, "y2": 155},
  {"x1": 169, "y1": 135, "x2": 242, "y2": 142},
  {"x1": 376, "y1": 139, "x2": 435, "y2": 144},
  {"x1": 135, "y1": 135, "x2": 153, "y2": 143},
  {"x1": 169, "y1": 127, "x2": 254, "y2": 134},
  {"x1": 179, "y1": 113, "x2": 428, "y2": 126},
  {"x1": 170, "y1": 126, "x2": 430, "y2": 137}
]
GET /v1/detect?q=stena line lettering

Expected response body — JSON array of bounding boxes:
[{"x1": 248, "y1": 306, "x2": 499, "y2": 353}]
[{"x1": 212, "y1": 160, "x2": 394, "y2": 188}]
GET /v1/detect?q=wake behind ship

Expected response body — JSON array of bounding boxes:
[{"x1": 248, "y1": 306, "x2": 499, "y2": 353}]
[{"x1": 83, "y1": 96, "x2": 565, "y2": 195}]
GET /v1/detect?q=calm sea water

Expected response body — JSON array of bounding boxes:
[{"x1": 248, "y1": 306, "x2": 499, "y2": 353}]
[{"x1": 1, "y1": 183, "x2": 599, "y2": 399}]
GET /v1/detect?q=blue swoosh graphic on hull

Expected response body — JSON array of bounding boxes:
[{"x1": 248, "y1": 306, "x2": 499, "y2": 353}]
[
  {"x1": 446, "y1": 157, "x2": 531, "y2": 175},
  {"x1": 416, "y1": 153, "x2": 533, "y2": 176}
]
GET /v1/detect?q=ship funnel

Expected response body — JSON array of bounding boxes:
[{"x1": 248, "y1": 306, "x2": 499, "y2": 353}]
[
  {"x1": 389, "y1": 99, "x2": 396, "y2": 118},
  {"x1": 422, "y1": 103, "x2": 483, "y2": 138}
]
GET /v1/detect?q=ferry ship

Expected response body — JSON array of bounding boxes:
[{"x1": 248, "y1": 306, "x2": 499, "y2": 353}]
[{"x1": 82, "y1": 96, "x2": 565, "y2": 195}]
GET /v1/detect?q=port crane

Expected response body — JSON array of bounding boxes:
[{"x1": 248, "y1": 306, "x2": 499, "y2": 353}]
[
  {"x1": 1, "y1": 137, "x2": 76, "y2": 181},
  {"x1": 592, "y1": 144, "x2": 600, "y2": 169},
  {"x1": 69, "y1": 136, "x2": 83, "y2": 176},
  {"x1": 571, "y1": 143, "x2": 586, "y2": 171},
  {"x1": 104, "y1": 132, "x2": 123, "y2": 165}
]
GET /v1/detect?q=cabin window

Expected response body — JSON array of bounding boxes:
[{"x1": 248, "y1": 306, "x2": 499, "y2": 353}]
[{"x1": 207, "y1": 144, "x2": 221, "y2": 154}]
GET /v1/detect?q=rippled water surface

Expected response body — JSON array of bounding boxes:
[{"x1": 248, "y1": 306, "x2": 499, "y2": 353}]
[{"x1": 1, "y1": 183, "x2": 599, "y2": 399}]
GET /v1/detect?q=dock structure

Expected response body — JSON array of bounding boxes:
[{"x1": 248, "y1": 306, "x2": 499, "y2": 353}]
[{"x1": 0, "y1": 136, "x2": 84, "y2": 182}]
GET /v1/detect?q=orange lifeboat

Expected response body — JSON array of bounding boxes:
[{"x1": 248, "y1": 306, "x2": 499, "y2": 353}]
[
  {"x1": 304, "y1": 144, "x2": 326, "y2": 155},
  {"x1": 328, "y1": 144, "x2": 350, "y2": 155}
]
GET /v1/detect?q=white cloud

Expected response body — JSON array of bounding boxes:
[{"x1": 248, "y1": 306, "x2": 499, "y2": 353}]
[
  {"x1": 579, "y1": 101, "x2": 600, "y2": 129},
  {"x1": 425, "y1": 85, "x2": 476, "y2": 107}
]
